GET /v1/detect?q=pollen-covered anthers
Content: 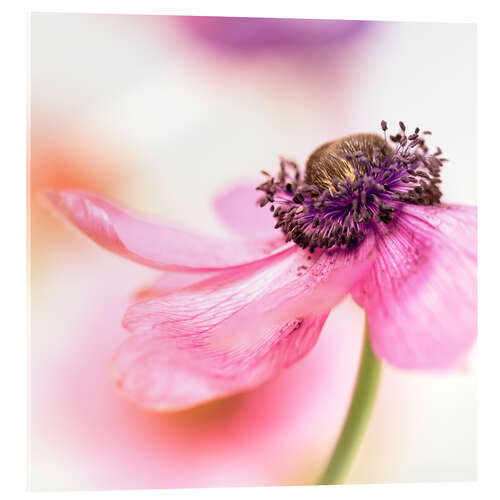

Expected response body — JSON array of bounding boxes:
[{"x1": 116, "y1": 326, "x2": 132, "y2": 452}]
[
  {"x1": 384, "y1": 121, "x2": 445, "y2": 206},
  {"x1": 257, "y1": 121, "x2": 446, "y2": 251},
  {"x1": 256, "y1": 159, "x2": 372, "y2": 251}
]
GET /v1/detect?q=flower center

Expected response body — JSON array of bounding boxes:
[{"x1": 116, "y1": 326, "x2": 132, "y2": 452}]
[
  {"x1": 257, "y1": 121, "x2": 445, "y2": 252},
  {"x1": 305, "y1": 133, "x2": 391, "y2": 189}
]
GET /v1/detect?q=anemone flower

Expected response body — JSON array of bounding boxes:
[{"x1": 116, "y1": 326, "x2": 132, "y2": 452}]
[{"x1": 46, "y1": 121, "x2": 476, "y2": 418}]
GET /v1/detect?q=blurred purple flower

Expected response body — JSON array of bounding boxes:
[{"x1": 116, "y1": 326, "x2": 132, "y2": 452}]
[{"x1": 179, "y1": 16, "x2": 367, "y2": 53}]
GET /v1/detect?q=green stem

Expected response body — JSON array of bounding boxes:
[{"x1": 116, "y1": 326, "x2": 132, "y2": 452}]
[{"x1": 318, "y1": 316, "x2": 382, "y2": 485}]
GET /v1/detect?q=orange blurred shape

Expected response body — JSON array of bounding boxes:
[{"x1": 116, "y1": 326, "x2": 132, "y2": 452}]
[{"x1": 29, "y1": 132, "x2": 127, "y2": 278}]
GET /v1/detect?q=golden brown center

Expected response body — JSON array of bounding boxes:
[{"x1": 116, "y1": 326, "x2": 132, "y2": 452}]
[{"x1": 305, "y1": 133, "x2": 390, "y2": 190}]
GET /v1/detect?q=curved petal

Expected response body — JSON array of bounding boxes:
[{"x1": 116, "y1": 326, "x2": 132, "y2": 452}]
[
  {"x1": 113, "y1": 242, "x2": 375, "y2": 411},
  {"x1": 352, "y1": 204, "x2": 477, "y2": 369},
  {"x1": 32, "y1": 248, "x2": 365, "y2": 490},
  {"x1": 213, "y1": 184, "x2": 278, "y2": 239},
  {"x1": 112, "y1": 315, "x2": 329, "y2": 412},
  {"x1": 45, "y1": 189, "x2": 291, "y2": 272}
]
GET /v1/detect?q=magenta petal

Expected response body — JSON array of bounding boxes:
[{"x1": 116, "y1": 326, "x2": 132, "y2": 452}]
[
  {"x1": 114, "y1": 244, "x2": 373, "y2": 410},
  {"x1": 352, "y1": 204, "x2": 477, "y2": 369},
  {"x1": 214, "y1": 184, "x2": 278, "y2": 239},
  {"x1": 45, "y1": 189, "x2": 291, "y2": 271},
  {"x1": 112, "y1": 315, "x2": 329, "y2": 411}
]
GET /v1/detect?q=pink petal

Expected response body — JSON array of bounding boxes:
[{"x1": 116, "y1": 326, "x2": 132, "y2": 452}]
[
  {"x1": 114, "y1": 243, "x2": 374, "y2": 410},
  {"x1": 214, "y1": 184, "x2": 278, "y2": 239},
  {"x1": 45, "y1": 189, "x2": 291, "y2": 271},
  {"x1": 352, "y1": 204, "x2": 477, "y2": 369},
  {"x1": 133, "y1": 271, "x2": 214, "y2": 300},
  {"x1": 32, "y1": 245, "x2": 364, "y2": 489},
  {"x1": 112, "y1": 315, "x2": 329, "y2": 412}
]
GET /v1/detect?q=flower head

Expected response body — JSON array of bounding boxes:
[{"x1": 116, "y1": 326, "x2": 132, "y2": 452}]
[{"x1": 46, "y1": 120, "x2": 477, "y2": 412}]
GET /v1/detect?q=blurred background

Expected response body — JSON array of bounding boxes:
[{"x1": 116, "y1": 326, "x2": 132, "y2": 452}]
[{"x1": 29, "y1": 14, "x2": 476, "y2": 490}]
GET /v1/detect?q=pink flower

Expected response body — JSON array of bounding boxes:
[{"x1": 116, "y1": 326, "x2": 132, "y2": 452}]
[{"x1": 46, "y1": 122, "x2": 477, "y2": 412}]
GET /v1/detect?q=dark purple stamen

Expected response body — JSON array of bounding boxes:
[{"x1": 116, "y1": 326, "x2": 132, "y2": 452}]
[{"x1": 256, "y1": 121, "x2": 445, "y2": 251}]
